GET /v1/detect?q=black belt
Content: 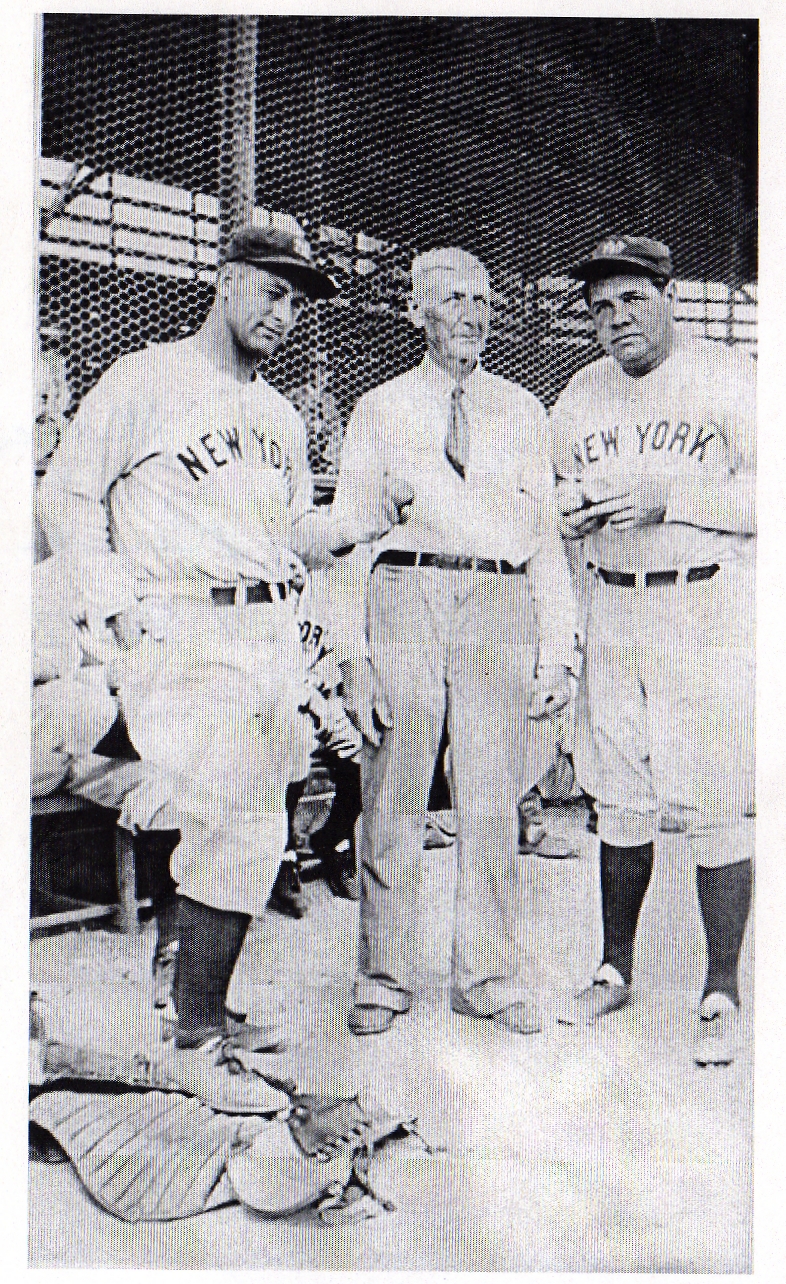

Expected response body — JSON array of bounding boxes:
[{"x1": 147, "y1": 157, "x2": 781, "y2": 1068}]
[
  {"x1": 593, "y1": 563, "x2": 720, "y2": 588},
  {"x1": 210, "y1": 581, "x2": 288, "y2": 606},
  {"x1": 373, "y1": 549, "x2": 528, "y2": 575}
]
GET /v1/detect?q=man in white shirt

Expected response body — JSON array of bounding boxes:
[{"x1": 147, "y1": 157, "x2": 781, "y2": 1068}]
[
  {"x1": 331, "y1": 246, "x2": 577, "y2": 1037},
  {"x1": 39, "y1": 219, "x2": 412, "y2": 1110},
  {"x1": 550, "y1": 236, "x2": 755, "y2": 1066}
]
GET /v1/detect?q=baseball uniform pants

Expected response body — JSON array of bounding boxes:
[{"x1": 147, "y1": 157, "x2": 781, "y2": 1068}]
[
  {"x1": 119, "y1": 588, "x2": 315, "y2": 916},
  {"x1": 355, "y1": 562, "x2": 558, "y2": 1017},
  {"x1": 578, "y1": 561, "x2": 755, "y2": 868},
  {"x1": 32, "y1": 670, "x2": 118, "y2": 798}
]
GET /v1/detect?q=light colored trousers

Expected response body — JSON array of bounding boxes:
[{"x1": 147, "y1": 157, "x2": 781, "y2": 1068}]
[
  {"x1": 577, "y1": 559, "x2": 755, "y2": 869},
  {"x1": 119, "y1": 591, "x2": 314, "y2": 915},
  {"x1": 355, "y1": 562, "x2": 557, "y2": 1016},
  {"x1": 31, "y1": 669, "x2": 117, "y2": 798}
]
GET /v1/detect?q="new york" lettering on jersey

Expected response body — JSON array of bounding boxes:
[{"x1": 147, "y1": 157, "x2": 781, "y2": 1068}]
[
  {"x1": 571, "y1": 418, "x2": 726, "y2": 470},
  {"x1": 176, "y1": 425, "x2": 292, "y2": 489}
]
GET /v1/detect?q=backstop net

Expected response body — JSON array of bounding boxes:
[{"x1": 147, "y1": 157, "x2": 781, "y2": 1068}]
[{"x1": 37, "y1": 15, "x2": 757, "y2": 490}]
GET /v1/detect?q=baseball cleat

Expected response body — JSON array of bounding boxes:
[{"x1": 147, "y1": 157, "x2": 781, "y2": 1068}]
[
  {"x1": 225, "y1": 1015, "x2": 286, "y2": 1054},
  {"x1": 424, "y1": 810, "x2": 457, "y2": 850},
  {"x1": 168, "y1": 1035, "x2": 291, "y2": 1114},
  {"x1": 693, "y1": 992, "x2": 739, "y2": 1067},
  {"x1": 558, "y1": 964, "x2": 631, "y2": 1026},
  {"x1": 163, "y1": 1016, "x2": 285, "y2": 1054},
  {"x1": 347, "y1": 1004, "x2": 399, "y2": 1036},
  {"x1": 451, "y1": 990, "x2": 541, "y2": 1034},
  {"x1": 492, "y1": 999, "x2": 542, "y2": 1035},
  {"x1": 151, "y1": 940, "x2": 178, "y2": 1010}
]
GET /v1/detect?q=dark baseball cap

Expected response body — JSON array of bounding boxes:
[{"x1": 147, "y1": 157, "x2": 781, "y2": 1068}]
[
  {"x1": 568, "y1": 235, "x2": 673, "y2": 285},
  {"x1": 225, "y1": 224, "x2": 339, "y2": 300}
]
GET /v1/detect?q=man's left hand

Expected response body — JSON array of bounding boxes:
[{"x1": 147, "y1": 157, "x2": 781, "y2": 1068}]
[
  {"x1": 605, "y1": 475, "x2": 669, "y2": 530},
  {"x1": 528, "y1": 665, "x2": 572, "y2": 721}
]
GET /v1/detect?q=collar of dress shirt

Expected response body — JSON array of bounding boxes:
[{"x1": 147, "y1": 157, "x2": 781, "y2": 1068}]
[{"x1": 419, "y1": 352, "x2": 483, "y2": 393}]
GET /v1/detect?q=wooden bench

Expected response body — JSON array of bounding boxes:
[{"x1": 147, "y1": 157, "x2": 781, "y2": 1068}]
[{"x1": 31, "y1": 794, "x2": 149, "y2": 936}]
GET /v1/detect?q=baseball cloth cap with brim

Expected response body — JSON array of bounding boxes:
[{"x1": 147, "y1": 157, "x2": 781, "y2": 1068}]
[
  {"x1": 225, "y1": 226, "x2": 339, "y2": 300},
  {"x1": 568, "y1": 235, "x2": 673, "y2": 284}
]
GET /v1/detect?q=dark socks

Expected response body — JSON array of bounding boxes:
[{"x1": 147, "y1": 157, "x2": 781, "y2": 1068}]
[
  {"x1": 174, "y1": 895, "x2": 251, "y2": 1045},
  {"x1": 600, "y1": 841, "x2": 655, "y2": 984},
  {"x1": 696, "y1": 860, "x2": 752, "y2": 1007},
  {"x1": 133, "y1": 829, "x2": 181, "y2": 949}
]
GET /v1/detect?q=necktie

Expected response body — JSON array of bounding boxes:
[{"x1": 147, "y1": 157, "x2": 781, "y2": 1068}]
[{"x1": 445, "y1": 384, "x2": 469, "y2": 479}]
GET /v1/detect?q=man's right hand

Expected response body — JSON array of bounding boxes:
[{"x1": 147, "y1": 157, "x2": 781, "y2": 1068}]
[
  {"x1": 558, "y1": 498, "x2": 624, "y2": 540},
  {"x1": 334, "y1": 471, "x2": 415, "y2": 552},
  {"x1": 105, "y1": 608, "x2": 147, "y2": 650},
  {"x1": 338, "y1": 656, "x2": 392, "y2": 747}
]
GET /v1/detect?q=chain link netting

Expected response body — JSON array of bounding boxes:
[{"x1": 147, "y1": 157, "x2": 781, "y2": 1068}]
[{"x1": 38, "y1": 15, "x2": 757, "y2": 488}]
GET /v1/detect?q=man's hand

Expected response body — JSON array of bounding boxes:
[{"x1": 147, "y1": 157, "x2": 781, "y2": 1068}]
[
  {"x1": 333, "y1": 471, "x2": 415, "y2": 553},
  {"x1": 559, "y1": 497, "x2": 624, "y2": 540},
  {"x1": 528, "y1": 665, "x2": 572, "y2": 721},
  {"x1": 105, "y1": 608, "x2": 146, "y2": 650},
  {"x1": 338, "y1": 656, "x2": 392, "y2": 747},
  {"x1": 605, "y1": 474, "x2": 669, "y2": 530}
]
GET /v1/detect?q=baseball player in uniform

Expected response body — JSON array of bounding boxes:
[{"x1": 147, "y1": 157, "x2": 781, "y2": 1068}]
[
  {"x1": 330, "y1": 246, "x2": 578, "y2": 1037},
  {"x1": 39, "y1": 220, "x2": 412, "y2": 1106},
  {"x1": 550, "y1": 236, "x2": 755, "y2": 1065}
]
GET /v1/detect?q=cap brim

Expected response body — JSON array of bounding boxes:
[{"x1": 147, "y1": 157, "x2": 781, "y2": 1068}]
[
  {"x1": 238, "y1": 254, "x2": 339, "y2": 300},
  {"x1": 568, "y1": 256, "x2": 669, "y2": 284}
]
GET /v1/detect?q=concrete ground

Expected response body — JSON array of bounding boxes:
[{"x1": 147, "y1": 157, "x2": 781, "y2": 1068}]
[{"x1": 28, "y1": 809, "x2": 753, "y2": 1271}]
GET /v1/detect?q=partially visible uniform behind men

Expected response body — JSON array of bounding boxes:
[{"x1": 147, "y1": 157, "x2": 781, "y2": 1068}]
[
  {"x1": 33, "y1": 339, "x2": 71, "y2": 563},
  {"x1": 332, "y1": 246, "x2": 577, "y2": 1038},
  {"x1": 39, "y1": 219, "x2": 412, "y2": 1109},
  {"x1": 550, "y1": 236, "x2": 755, "y2": 1066}
]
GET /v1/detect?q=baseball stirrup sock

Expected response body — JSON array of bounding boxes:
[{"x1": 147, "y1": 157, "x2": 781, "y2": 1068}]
[
  {"x1": 174, "y1": 896, "x2": 251, "y2": 1044},
  {"x1": 133, "y1": 829, "x2": 181, "y2": 949},
  {"x1": 600, "y1": 841, "x2": 655, "y2": 984},
  {"x1": 696, "y1": 859, "x2": 752, "y2": 1006}
]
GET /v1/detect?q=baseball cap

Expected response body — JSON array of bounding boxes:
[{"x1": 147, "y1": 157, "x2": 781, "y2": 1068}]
[
  {"x1": 568, "y1": 235, "x2": 673, "y2": 285},
  {"x1": 225, "y1": 223, "x2": 338, "y2": 301}
]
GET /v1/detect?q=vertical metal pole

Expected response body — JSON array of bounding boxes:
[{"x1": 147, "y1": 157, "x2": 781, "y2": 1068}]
[
  {"x1": 32, "y1": 13, "x2": 44, "y2": 338},
  {"x1": 217, "y1": 15, "x2": 258, "y2": 258},
  {"x1": 728, "y1": 163, "x2": 744, "y2": 346}
]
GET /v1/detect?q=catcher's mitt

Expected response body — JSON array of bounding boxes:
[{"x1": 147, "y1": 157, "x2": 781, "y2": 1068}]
[{"x1": 229, "y1": 1081, "x2": 429, "y2": 1224}]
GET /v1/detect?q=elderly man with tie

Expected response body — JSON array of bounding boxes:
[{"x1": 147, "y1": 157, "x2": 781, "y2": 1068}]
[{"x1": 331, "y1": 246, "x2": 578, "y2": 1037}]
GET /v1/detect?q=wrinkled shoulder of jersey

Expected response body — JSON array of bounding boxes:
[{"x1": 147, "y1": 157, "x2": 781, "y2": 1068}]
[
  {"x1": 488, "y1": 368, "x2": 548, "y2": 417},
  {"x1": 666, "y1": 333, "x2": 752, "y2": 403},
  {"x1": 244, "y1": 371, "x2": 304, "y2": 428},
  {"x1": 117, "y1": 335, "x2": 203, "y2": 408},
  {"x1": 678, "y1": 331, "x2": 756, "y2": 380},
  {"x1": 554, "y1": 353, "x2": 620, "y2": 410}
]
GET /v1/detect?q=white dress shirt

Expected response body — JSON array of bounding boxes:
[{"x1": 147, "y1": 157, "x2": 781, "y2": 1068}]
[{"x1": 330, "y1": 354, "x2": 577, "y2": 668}]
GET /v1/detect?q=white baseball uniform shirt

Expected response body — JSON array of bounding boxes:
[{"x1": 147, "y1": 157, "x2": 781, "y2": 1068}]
[
  {"x1": 330, "y1": 353, "x2": 577, "y2": 667},
  {"x1": 550, "y1": 333, "x2": 756, "y2": 857},
  {"x1": 38, "y1": 334, "x2": 322, "y2": 914},
  {"x1": 39, "y1": 332, "x2": 314, "y2": 620},
  {"x1": 550, "y1": 333, "x2": 756, "y2": 567}
]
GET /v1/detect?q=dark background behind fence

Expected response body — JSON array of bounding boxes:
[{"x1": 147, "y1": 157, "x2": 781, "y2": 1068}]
[{"x1": 38, "y1": 15, "x2": 758, "y2": 472}]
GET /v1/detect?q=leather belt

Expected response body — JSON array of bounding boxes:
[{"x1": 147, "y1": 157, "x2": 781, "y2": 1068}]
[
  {"x1": 592, "y1": 563, "x2": 720, "y2": 588},
  {"x1": 210, "y1": 581, "x2": 288, "y2": 606},
  {"x1": 373, "y1": 549, "x2": 528, "y2": 575}
]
